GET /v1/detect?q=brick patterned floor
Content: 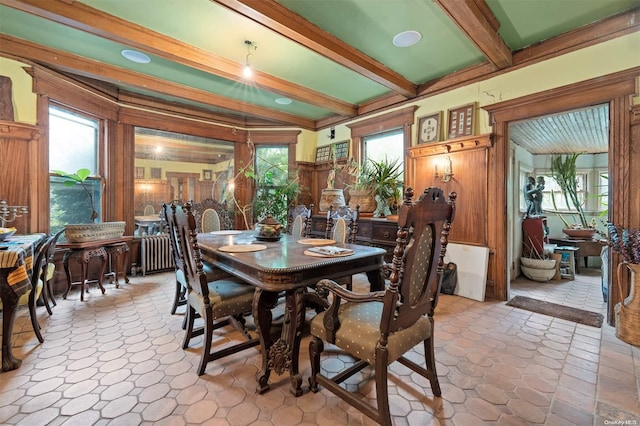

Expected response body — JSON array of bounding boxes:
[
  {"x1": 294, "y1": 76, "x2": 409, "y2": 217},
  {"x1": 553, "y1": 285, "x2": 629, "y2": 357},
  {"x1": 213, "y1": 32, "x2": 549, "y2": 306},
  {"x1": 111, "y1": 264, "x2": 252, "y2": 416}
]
[{"x1": 1, "y1": 268, "x2": 638, "y2": 425}]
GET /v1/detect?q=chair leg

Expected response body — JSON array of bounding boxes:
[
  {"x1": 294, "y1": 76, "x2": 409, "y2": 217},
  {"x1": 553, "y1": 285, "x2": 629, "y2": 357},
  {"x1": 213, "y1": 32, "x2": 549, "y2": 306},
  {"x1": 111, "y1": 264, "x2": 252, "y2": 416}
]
[
  {"x1": 182, "y1": 305, "x2": 196, "y2": 350},
  {"x1": 424, "y1": 335, "x2": 441, "y2": 396},
  {"x1": 171, "y1": 279, "x2": 185, "y2": 315},
  {"x1": 28, "y1": 290, "x2": 44, "y2": 343},
  {"x1": 198, "y1": 307, "x2": 214, "y2": 376},
  {"x1": 38, "y1": 285, "x2": 53, "y2": 316},
  {"x1": 308, "y1": 336, "x2": 324, "y2": 392},
  {"x1": 375, "y1": 350, "x2": 392, "y2": 426}
]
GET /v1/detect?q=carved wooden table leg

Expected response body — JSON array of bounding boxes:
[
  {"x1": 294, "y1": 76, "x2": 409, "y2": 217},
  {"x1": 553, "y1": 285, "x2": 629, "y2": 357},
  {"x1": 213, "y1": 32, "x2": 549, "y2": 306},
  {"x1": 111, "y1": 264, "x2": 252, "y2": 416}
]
[
  {"x1": 105, "y1": 242, "x2": 130, "y2": 288},
  {"x1": 0, "y1": 270, "x2": 21, "y2": 371},
  {"x1": 253, "y1": 289, "x2": 280, "y2": 394}
]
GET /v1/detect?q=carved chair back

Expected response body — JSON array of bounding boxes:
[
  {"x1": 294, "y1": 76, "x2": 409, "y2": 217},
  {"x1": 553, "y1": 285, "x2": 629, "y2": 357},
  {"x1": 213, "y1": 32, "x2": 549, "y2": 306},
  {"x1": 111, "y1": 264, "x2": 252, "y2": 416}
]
[{"x1": 325, "y1": 204, "x2": 359, "y2": 244}]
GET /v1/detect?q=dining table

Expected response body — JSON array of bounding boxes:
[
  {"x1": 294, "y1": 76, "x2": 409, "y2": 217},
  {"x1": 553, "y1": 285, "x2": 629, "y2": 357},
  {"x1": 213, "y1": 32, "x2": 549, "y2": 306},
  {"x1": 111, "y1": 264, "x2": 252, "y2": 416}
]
[
  {"x1": 198, "y1": 230, "x2": 386, "y2": 396},
  {"x1": 0, "y1": 233, "x2": 47, "y2": 371},
  {"x1": 134, "y1": 215, "x2": 163, "y2": 235}
]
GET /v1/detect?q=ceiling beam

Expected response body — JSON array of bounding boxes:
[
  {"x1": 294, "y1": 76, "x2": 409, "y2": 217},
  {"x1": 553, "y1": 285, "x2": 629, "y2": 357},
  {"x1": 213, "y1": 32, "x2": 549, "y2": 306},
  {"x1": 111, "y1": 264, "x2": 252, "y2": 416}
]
[
  {"x1": 434, "y1": 0, "x2": 512, "y2": 69},
  {"x1": 0, "y1": 0, "x2": 356, "y2": 117},
  {"x1": 0, "y1": 34, "x2": 316, "y2": 129},
  {"x1": 213, "y1": 0, "x2": 418, "y2": 98}
]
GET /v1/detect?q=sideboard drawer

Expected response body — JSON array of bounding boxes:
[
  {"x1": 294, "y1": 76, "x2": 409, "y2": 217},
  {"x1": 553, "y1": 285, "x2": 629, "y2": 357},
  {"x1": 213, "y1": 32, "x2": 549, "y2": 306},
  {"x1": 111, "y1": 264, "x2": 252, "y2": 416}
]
[{"x1": 371, "y1": 220, "x2": 397, "y2": 243}]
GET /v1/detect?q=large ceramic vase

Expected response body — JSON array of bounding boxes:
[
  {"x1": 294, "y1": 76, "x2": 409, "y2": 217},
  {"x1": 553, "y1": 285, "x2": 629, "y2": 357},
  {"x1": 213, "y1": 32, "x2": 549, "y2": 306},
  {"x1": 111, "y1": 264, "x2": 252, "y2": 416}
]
[
  {"x1": 615, "y1": 262, "x2": 640, "y2": 346},
  {"x1": 319, "y1": 188, "x2": 346, "y2": 212},
  {"x1": 64, "y1": 221, "x2": 126, "y2": 243}
]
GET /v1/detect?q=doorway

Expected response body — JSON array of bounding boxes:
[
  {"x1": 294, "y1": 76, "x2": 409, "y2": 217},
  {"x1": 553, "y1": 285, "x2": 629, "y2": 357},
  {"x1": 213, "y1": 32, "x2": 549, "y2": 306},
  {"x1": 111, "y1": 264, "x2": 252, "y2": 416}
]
[
  {"x1": 483, "y1": 69, "x2": 635, "y2": 324},
  {"x1": 507, "y1": 104, "x2": 609, "y2": 311}
]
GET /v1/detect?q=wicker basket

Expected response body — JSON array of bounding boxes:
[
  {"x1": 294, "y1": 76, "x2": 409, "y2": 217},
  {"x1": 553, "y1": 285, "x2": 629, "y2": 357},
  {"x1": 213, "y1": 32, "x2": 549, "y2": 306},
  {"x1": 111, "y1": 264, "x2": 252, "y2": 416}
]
[{"x1": 64, "y1": 221, "x2": 126, "y2": 243}]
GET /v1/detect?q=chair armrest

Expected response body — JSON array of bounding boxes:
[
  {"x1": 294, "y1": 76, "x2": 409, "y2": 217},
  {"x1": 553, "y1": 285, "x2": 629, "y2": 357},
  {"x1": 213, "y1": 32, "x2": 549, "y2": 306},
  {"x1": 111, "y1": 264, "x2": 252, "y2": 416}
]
[
  {"x1": 315, "y1": 278, "x2": 386, "y2": 337},
  {"x1": 316, "y1": 278, "x2": 386, "y2": 303}
]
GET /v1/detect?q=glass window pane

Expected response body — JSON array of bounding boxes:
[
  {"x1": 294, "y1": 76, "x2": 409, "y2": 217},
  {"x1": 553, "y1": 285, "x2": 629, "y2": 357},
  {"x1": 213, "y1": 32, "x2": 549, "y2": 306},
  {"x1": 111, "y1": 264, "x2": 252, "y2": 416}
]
[
  {"x1": 254, "y1": 146, "x2": 291, "y2": 224},
  {"x1": 364, "y1": 130, "x2": 404, "y2": 176},
  {"x1": 50, "y1": 176, "x2": 102, "y2": 231},
  {"x1": 49, "y1": 106, "x2": 100, "y2": 231},
  {"x1": 49, "y1": 106, "x2": 98, "y2": 174}
]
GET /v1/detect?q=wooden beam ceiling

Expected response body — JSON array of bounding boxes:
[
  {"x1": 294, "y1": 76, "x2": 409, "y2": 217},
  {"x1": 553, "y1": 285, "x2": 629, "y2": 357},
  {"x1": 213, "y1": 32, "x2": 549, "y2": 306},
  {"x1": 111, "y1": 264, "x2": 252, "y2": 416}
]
[
  {"x1": 434, "y1": 0, "x2": 512, "y2": 69},
  {"x1": 0, "y1": 0, "x2": 356, "y2": 117},
  {"x1": 214, "y1": 0, "x2": 418, "y2": 98},
  {"x1": 0, "y1": 34, "x2": 316, "y2": 129}
]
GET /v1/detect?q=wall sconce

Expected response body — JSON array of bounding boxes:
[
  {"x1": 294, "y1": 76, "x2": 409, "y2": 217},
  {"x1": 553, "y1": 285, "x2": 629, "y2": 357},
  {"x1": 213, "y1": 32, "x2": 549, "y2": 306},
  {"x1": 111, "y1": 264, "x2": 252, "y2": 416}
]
[{"x1": 434, "y1": 156, "x2": 454, "y2": 183}]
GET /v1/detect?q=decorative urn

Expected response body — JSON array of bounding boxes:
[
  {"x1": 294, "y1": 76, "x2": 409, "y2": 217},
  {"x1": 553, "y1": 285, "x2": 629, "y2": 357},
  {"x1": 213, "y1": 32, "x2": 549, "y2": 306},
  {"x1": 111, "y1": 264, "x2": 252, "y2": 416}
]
[{"x1": 255, "y1": 215, "x2": 283, "y2": 241}]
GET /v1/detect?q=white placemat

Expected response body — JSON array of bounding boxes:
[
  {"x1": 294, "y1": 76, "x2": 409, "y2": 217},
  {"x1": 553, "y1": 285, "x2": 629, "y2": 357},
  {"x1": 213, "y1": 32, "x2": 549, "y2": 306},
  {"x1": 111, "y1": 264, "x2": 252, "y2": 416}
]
[
  {"x1": 209, "y1": 230, "x2": 243, "y2": 235},
  {"x1": 297, "y1": 238, "x2": 336, "y2": 246}
]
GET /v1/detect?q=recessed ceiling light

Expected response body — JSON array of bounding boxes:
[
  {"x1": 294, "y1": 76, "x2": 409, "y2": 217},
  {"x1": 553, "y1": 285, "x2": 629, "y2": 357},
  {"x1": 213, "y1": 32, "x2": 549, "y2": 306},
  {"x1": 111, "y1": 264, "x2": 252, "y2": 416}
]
[
  {"x1": 392, "y1": 30, "x2": 422, "y2": 47},
  {"x1": 121, "y1": 49, "x2": 151, "y2": 64},
  {"x1": 275, "y1": 97, "x2": 292, "y2": 105}
]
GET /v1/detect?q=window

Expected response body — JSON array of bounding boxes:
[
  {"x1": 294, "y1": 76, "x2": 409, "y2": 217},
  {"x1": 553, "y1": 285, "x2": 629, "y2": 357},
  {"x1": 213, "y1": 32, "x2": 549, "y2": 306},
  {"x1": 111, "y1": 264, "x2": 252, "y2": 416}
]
[
  {"x1": 595, "y1": 170, "x2": 609, "y2": 213},
  {"x1": 253, "y1": 145, "x2": 292, "y2": 224},
  {"x1": 49, "y1": 105, "x2": 101, "y2": 231},
  {"x1": 363, "y1": 129, "x2": 404, "y2": 176},
  {"x1": 539, "y1": 172, "x2": 587, "y2": 212}
]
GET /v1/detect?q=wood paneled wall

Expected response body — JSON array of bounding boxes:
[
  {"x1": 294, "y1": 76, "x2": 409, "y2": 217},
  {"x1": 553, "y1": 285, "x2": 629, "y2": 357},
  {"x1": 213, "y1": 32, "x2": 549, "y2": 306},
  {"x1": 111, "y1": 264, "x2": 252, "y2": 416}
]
[{"x1": 0, "y1": 121, "x2": 41, "y2": 233}]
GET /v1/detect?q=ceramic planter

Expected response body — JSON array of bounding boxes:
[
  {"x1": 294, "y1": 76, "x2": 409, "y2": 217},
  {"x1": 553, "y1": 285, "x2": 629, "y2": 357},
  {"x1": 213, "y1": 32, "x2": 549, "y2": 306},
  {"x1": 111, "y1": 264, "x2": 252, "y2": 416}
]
[{"x1": 64, "y1": 221, "x2": 126, "y2": 243}]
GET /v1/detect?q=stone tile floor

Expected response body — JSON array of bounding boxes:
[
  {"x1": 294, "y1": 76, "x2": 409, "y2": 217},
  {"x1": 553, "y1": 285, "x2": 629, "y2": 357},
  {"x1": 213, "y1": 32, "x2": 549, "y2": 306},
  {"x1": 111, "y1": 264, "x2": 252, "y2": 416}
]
[{"x1": 0, "y1": 268, "x2": 638, "y2": 425}]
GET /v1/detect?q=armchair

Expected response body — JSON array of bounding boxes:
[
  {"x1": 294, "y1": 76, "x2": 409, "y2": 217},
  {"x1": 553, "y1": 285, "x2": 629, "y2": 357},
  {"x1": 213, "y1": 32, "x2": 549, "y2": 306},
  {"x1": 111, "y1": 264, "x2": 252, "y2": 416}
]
[{"x1": 308, "y1": 187, "x2": 456, "y2": 425}]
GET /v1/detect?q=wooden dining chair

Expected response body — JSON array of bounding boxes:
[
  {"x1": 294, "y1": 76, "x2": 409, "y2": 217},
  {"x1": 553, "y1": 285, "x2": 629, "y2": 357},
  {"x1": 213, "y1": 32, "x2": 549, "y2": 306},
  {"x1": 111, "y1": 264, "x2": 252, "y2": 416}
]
[
  {"x1": 287, "y1": 203, "x2": 313, "y2": 237},
  {"x1": 168, "y1": 201, "x2": 259, "y2": 375},
  {"x1": 324, "y1": 204, "x2": 360, "y2": 289},
  {"x1": 325, "y1": 204, "x2": 359, "y2": 244},
  {"x1": 10, "y1": 232, "x2": 63, "y2": 342},
  {"x1": 190, "y1": 198, "x2": 232, "y2": 233},
  {"x1": 308, "y1": 187, "x2": 456, "y2": 426},
  {"x1": 39, "y1": 229, "x2": 65, "y2": 314},
  {"x1": 161, "y1": 203, "x2": 232, "y2": 325}
]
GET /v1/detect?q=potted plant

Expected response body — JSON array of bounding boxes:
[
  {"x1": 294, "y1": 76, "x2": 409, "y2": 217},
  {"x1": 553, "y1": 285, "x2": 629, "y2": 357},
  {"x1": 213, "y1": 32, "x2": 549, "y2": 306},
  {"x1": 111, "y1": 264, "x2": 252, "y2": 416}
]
[
  {"x1": 549, "y1": 153, "x2": 597, "y2": 238},
  {"x1": 370, "y1": 157, "x2": 403, "y2": 218},
  {"x1": 251, "y1": 166, "x2": 302, "y2": 230},
  {"x1": 51, "y1": 168, "x2": 125, "y2": 242}
]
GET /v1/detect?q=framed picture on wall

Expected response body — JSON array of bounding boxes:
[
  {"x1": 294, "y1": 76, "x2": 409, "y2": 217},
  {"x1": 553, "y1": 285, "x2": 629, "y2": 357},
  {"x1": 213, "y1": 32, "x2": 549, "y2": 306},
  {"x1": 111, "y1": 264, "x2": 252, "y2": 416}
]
[
  {"x1": 151, "y1": 167, "x2": 162, "y2": 179},
  {"x1": 203, "y1": 169, "x2": 212, "y2": 181},
  {"x1": 331, "y1": 140, "x2": 349, "y2": 160},
  {"x1": 447, "y1": 103, "x2": 476, "y2": 139},
  {"x1": 315, "y1": 145, "x2": 331, "y2": 162},
  {"x1": 417, "y1": 111, "x2": 442, "y2": 144},
  {"x1": 135, "y1": 167, "x2": 144, "y2": 179}
]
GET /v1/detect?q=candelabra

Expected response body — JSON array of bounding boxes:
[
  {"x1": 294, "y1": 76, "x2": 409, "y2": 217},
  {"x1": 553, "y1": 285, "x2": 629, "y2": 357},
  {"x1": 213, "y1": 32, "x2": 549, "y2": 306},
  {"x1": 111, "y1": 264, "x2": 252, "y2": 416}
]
[{"x1": 0, "y1": 199, "x2": 29, "y2": 227}]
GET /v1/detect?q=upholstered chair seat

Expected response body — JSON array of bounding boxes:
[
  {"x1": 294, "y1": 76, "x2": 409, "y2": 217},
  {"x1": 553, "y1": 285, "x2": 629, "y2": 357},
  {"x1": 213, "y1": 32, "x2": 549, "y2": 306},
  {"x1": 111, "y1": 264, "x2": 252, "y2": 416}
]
[{"x1": 309, "y1": 301, "x2": 431, "y2": 365}]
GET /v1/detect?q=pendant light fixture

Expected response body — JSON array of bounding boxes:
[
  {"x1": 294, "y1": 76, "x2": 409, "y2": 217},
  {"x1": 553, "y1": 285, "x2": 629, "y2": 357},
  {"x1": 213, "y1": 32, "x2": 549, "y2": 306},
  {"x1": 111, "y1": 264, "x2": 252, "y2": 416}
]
[{"x1": 242, "y1": 40, "x2": 256, "y2": 78}]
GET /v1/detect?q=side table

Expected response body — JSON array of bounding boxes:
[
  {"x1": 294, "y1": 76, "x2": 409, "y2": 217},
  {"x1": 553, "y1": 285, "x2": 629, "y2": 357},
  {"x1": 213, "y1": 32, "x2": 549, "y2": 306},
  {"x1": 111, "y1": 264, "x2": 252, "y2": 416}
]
[
  {"x1": 554, "y1": 246, "x2": 579, "y2": 280},
  {"x1": 104, "y1": 242, "x2": 130, "y2": 287},
  {"x1": 57, "y1": 237, "x2": 133, "y2": 301}
]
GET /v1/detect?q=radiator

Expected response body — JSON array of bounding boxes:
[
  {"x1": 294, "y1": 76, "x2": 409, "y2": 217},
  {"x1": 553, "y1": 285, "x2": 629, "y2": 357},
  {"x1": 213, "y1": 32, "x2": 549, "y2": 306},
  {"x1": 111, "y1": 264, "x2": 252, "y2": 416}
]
[{"x1": 140, "y1": 234, "x2": 175, "y2": 275}]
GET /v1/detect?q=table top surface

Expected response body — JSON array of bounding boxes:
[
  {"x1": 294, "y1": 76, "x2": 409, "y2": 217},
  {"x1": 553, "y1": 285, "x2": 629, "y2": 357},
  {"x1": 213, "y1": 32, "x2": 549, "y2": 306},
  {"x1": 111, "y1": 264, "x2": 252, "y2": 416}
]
[
  {"x1": 198, "y1": 231, "x2": 386, "y2": 291},
  {"x1": 57, "y1": 236, "x2": 133, "y2": 249},
  {"x1": 0, "y1": 234, "x2": 46, "y2": 269},
  {"x1": 135, "y1": 215, "x2": 162, "y2": 223}
]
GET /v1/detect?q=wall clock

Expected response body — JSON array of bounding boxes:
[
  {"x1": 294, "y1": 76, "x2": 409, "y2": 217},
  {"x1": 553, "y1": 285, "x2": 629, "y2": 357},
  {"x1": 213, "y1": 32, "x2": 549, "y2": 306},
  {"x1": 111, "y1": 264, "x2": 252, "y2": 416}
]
[{"x1": 418, "y1": 112, "x2": 442, "y2": 144}]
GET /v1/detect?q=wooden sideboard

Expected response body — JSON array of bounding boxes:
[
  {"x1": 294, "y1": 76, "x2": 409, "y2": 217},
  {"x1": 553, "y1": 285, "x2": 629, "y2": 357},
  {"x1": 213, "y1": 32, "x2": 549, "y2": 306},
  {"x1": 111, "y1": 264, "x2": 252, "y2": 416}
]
[{"x1": 310, "y1": 215, "x2": 398, "y2": 261}]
